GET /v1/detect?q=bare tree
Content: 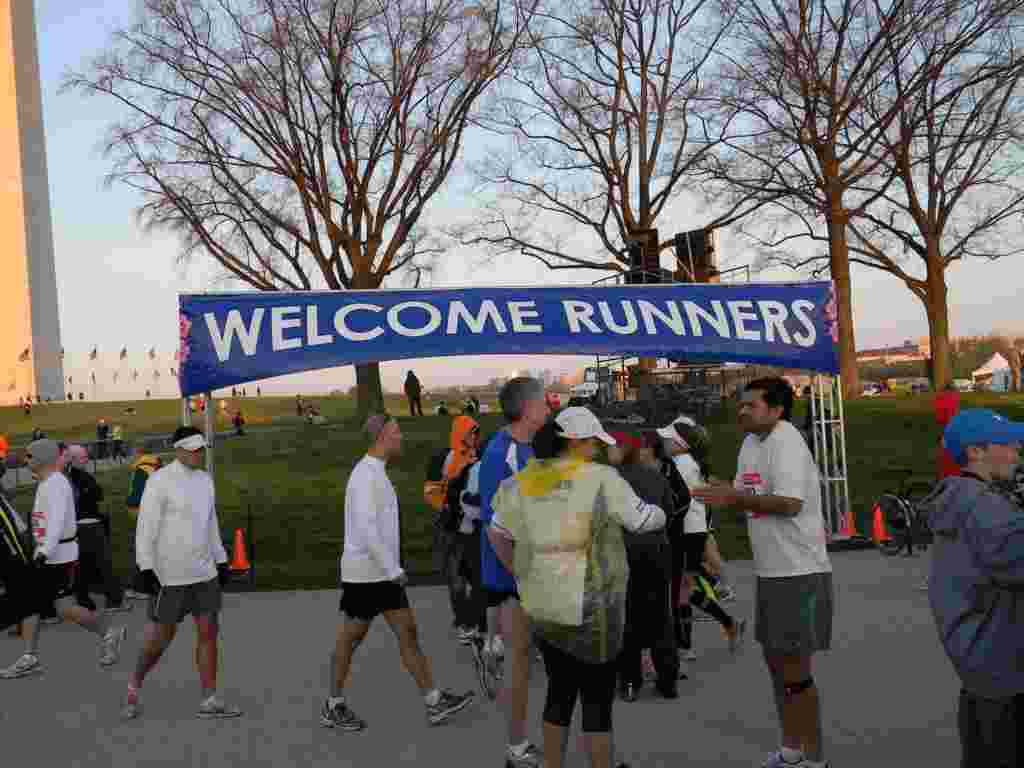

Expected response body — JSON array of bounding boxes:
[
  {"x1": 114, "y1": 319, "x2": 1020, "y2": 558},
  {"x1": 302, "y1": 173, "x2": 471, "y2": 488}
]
[
  {"x1": 457, "y1": 0, "x2": 758, "y2": 275},
  {"x1": 992, "y1": 336, "x2": 1024, "y2": 392},
  {"x1": 65, "y1": 0, "x2": 535, "y2": 415},
  {"x1": 707, "y1": 0, "x2": 1000, "y2": 398},
  {"x1": 752, "y1": 1, "x2": 1024, "y2": 391}
]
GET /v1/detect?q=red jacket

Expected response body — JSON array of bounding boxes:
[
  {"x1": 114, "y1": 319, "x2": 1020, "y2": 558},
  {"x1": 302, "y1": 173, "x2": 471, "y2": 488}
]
[{"x1": 934, "y1": 390, "x2": 961, "y2": 426}]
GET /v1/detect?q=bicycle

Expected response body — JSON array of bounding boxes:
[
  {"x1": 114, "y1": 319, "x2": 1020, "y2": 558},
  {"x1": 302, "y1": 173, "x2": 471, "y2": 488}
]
[{"x1": 873, "y1": 468, "x2": 935, "y2": 557}]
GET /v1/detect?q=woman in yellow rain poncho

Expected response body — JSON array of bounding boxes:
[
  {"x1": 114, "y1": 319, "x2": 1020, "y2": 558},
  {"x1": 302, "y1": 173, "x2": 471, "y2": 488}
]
[{"x1": 488, "y1": 407, "x2": 667, "y2": 768}]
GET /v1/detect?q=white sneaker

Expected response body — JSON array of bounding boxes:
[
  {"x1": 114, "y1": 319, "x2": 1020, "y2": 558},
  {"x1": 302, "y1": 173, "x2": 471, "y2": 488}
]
[
  {"x1": 761, "y1": 749, "x2": 812, "y2": 768},
  {"x1": 1, "y1": 653, "x2": 42, "y2": 679},
  {"x1": 100, "y1": 626, "x2": 127, "y2": 667},
  {"x1": 196, "y1": 695, "x2": 243, "y2": 719}
]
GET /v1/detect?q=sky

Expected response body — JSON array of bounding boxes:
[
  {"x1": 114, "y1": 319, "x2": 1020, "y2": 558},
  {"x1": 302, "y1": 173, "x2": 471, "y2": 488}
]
[{"x1": 28, "y1": 0, "x2": 1024, "y2": 398}]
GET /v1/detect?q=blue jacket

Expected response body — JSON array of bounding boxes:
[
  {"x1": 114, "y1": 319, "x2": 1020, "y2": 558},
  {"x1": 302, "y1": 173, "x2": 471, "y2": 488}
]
[
  {"x1": 479, "y1": 429, "x2": 533, "y2": 592},
  {"x1": 924, "y1": 475, "x2": 1024, "y2": 698}
]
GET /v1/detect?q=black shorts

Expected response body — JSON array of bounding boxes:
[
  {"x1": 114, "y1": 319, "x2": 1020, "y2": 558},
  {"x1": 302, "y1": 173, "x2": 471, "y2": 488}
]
[
  {"x1": 149, "y1": 578, "x2": 222, "y2": 624},
  {"x1": 41, "y1": 562, "x2": 79, "y2": 602},
  {"x1": 339, "y1": 581, "x2": 410, "y2": 622},
  {"x1": 682, "y1": 533, "x2": 709, "y2": 573},
  {"x1": 485, "y1": 587, "x2": 520, "y2": 609}
]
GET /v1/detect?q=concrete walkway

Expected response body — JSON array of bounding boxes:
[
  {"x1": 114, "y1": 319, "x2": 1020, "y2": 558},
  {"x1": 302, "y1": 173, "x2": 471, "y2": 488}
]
[{"x1": 0, "y1": 550, "x2": 958, "y2": 766}]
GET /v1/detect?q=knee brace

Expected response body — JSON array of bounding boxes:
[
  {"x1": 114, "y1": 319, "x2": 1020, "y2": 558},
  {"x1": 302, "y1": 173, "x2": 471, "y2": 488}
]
[{"x1": 784, "y1": 677, "x2": 815, "y2": 698}]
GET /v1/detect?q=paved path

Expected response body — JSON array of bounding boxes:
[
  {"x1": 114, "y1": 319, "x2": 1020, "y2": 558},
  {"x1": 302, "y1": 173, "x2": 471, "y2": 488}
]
[{"x1": 0, "y1": 550, "x2": 958, "y2": 766}]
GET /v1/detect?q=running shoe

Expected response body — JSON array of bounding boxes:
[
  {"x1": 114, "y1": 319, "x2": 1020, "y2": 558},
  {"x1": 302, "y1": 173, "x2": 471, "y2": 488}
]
[
  {"x1": 426, "y1": 689, "x2": 474, "y2": 726},
  {"x1": 619, "y1": 682, "x2": 638, "y2": 702},
  {"x1": 100, "y1": 626, "x2": 127, "y2": 667},
  {"x1": 505, "y1": 742, "x2": 543, "y2": 768},
  {"x1": 124, "y1": 589, "x2": 148, "y2": 601},
  {"x1": 196, "y1": 695, "x2": 243, "y2": 719},
  {"x1": 470, "y1": 636, "x2": 494, "y2": 699},
  {"x1": 726, "y1": 618, "x2": 747, "y2": 653},
  {"x1": 457, "y1": 626, "x2": 477, "y2": 646},
  {"x1": 320, "y1": 698, "x2": 367, "y2": 731},
  {"x1": 105, "y1": 603, "x2": 133, "y2": 614},
  {"x1": 0, "y1": 653, "x2": 41, "y2": 679},
  {"x1": 121, "y1": 688, "x2": 141, "y2": 720},
  {"x1": 761, "y1": 750, "x2": 809, "y2": 768},
  {"x1": 41, "y1": 616, "x2": 61, "y2": 625},
  {"x1": 717, "y1": 584, "x2": 737, "y2": 602}
]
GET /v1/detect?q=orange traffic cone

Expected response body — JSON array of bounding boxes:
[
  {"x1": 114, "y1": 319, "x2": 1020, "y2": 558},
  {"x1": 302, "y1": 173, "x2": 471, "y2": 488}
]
[
  {"x1": 230, "y1": 528, "x2": 251, "y2": 572},
  {"x1": 871, "y1": 504, "x2": 891, "y2": 544}
]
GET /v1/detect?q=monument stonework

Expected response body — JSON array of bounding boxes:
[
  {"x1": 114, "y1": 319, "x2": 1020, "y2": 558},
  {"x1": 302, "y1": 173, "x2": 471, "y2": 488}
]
[{"x1": 1, "y1": 0, "x2": 62, "y2": 404}]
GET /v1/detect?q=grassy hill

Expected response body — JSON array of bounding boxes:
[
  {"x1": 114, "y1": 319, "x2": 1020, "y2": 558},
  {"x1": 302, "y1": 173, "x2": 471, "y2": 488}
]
[{"x1": 4, "y1": 391, "x2": 1023, "y2": 590}]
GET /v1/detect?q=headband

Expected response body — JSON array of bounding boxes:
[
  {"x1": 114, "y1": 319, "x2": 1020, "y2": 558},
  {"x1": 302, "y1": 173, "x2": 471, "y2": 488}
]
[{"x1": 174, "y1": 434, "x2": 207, "y2": 451}]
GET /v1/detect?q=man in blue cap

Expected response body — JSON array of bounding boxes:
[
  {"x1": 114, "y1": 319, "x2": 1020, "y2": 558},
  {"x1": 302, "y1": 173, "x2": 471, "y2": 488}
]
[{"x1": 923, "y1": 408, "x2": 1024, "y2": 768}]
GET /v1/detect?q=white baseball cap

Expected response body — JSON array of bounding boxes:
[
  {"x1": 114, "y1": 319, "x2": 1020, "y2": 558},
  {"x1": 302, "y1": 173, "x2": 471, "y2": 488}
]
[{"x1": 554, "y1": 407, "x2": 617, "y2": 445}]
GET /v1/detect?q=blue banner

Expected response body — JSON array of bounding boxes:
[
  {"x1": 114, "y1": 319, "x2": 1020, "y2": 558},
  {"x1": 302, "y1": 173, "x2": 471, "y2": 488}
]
[{"x1": 177, "y1": 282, "x2": 839, "y2": 396}]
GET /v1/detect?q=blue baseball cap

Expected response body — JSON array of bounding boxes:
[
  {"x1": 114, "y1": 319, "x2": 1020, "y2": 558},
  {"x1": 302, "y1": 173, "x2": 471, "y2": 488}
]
[{"x1": 943, "y1": 409, "x2": 1024, "y2": 466}]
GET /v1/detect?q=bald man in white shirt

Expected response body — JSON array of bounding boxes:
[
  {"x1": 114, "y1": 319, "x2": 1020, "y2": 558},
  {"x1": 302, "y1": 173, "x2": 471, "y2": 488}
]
[{"x1": 320, "y1": 414, "x2": 474, "y2": 732}]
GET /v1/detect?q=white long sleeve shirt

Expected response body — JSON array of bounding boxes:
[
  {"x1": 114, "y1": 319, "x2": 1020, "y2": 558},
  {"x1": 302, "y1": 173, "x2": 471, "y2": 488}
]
[
  {"x1": 32, "y1": 472, "x2": 78, "y2": 564},
  {"x1": 340, "y1": 455, "x2": 404, "y2": 583},
  {"x1": 136, "y1": 460, "x2": 228, "y2": 586}
]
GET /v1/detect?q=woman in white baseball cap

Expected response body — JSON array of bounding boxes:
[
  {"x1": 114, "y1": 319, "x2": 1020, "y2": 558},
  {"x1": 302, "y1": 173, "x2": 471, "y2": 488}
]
[{"x1": 488, "y1": 407, "x2": 667, "y2": 768}]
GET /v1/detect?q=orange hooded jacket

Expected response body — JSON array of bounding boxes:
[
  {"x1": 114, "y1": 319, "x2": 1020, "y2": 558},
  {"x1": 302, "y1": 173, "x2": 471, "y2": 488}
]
[{"x1": 423, "y1": 415, "x2": 479, "y2": 512}]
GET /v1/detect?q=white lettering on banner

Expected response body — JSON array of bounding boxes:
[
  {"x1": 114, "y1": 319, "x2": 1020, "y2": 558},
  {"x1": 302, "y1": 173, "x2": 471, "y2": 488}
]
[
  {"x1": 683, "y1": 301, "x2": 731, "y2": 338},
  {"x1": 791, "y1": 300, "x2": 817, "y2": 347},
  {"x1": 388, "y1": 301, "x2": 442, "y2": 337},
  {"x1": 270, "y1": 306, "x2": 303, "y2": 351},
  {"x1": 446, "y1": 300, "x2": 508, "y2": 334},
  {"x1": 306, "y1": 305, "x2": 334, "y2": 346},
  {"x1": 334, "y1": 304, "x2": 384, "y2": 341},
  {"x1": 205, "y1": 308, "x2": 264, "y2": 362},
  {"x1": 563, "y1": 301, "x2": 601, "y2": 333},
  {"x1": 598, "y1": 301, "x2": 638, "y2": 335},
  {"x1": 727, "y1": 301, "x2": 761, "y2": 341},
  {"x1": 758, "y1": 301, "x2": 791, "y2": 344},
  {"x1": 507, "y1": 301, "x2": 543, "y2": 333},
  {"x1": 638, "y1": 300, "x2": 686, "y2": 336}
]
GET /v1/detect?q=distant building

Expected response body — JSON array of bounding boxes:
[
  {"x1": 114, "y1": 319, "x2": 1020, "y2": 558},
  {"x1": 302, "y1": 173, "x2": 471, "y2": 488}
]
[{"x1": 856, "y1": 337, "x2": 930, "y2": 364}]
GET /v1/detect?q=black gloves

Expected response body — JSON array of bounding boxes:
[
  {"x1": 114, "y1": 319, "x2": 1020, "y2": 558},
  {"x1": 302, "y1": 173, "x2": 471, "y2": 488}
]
[
  {"x1": 217, "y1": 562, "x2": 230, "y2": 588},
  {"x1": 140, "y1": 569, "x2": 161, "y2": 595}
]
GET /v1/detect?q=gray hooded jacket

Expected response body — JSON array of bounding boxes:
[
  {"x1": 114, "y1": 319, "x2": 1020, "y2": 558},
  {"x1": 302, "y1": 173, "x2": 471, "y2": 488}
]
[{"x1": 923, "y1": 474, "x2": 1024, "y2": 698}]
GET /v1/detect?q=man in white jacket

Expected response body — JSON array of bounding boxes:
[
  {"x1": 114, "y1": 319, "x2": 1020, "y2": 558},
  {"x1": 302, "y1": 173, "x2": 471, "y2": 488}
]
[
  {"x1": 121, "y1": 426, "x2": 240, "y2": 720},
  {"x1": 1, "y1": 439, "x2": 127, "y2": 679},
  {"x1": 320, "y1": 414, "x2": 475, "y2": 732}
]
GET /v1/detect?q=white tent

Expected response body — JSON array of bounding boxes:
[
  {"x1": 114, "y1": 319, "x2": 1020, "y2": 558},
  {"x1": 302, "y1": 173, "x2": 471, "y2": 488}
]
[{"x1": 972, "y1": 352, "x2": 1013, "y2": 392}]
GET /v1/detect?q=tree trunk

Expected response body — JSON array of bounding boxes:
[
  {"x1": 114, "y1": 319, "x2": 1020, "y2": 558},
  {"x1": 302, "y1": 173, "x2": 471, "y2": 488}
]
[
  {"x1": 825, "y1": 205, "x2": 861, "y2": 399},
  {"x1": 922, "y1": 259, "x2": 953, "y2": 391},
  {"x1": 355, "y1": 362, "x2": 385, "y2": 418}
]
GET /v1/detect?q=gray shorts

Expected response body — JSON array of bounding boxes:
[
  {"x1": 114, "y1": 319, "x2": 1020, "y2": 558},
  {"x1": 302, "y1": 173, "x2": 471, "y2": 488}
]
[
  {"x1": 755, "y1": 572, "x2": 833, "y2": 656},
  {"x1": 148, "y1": 578, "x2": 222, "y2": 625}
]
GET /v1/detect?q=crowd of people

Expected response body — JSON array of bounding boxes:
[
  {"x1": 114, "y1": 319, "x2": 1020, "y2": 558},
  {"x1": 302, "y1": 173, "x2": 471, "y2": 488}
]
[
  {"x1": 412, "y1": 375, "x2": 835, "y2": 768},
  {"x1": 2, "y1": 373, "x2": 1022, "y2": 767}
]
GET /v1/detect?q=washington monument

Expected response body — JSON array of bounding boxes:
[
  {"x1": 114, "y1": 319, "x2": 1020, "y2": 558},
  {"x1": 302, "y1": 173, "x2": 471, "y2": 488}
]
[{"x1": 1, "y1": 0, "x2": 62, "y2": 405}]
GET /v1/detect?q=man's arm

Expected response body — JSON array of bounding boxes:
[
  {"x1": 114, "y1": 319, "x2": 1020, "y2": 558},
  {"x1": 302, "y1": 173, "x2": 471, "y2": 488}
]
[
  {"x1": 487, "y1": 481, "x2": 519, "y2": 573},
  {"x1": 964, "y1": 492, "x2": 1024, "y2": 585},
  {"x1": 35, "y1": 482, "x2": 68, "y2": 561},
  {"x1": 353, "y1": 476, "x2": 403, "y2": 580},
  {"x1": 691, "y1": 482, "x2": 803, "y2": 518},
  {"x1": 207, "y1": 479, "x2": 228, "y2": 565},
  {"x1": 135, "y1": 476, "x2": 162, "y2": 573}
]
